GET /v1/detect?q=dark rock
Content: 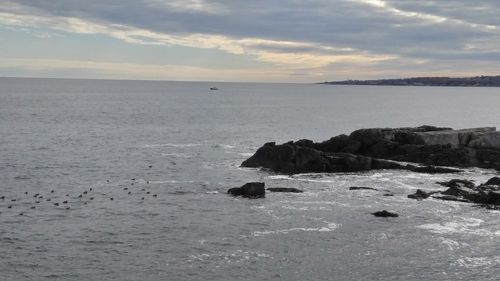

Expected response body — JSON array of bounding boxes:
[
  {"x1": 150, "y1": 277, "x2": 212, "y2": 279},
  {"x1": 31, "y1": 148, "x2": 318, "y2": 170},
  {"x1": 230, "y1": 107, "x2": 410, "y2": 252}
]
[
  {"x1": 349, "y1": 186, "x2": 378, "y2": 191},
  {"x1": 242, "y1": 126, "x2": 500, "y2": 175},
  {"x1": 408, "y1": 189, "x2": 431, "y2": 200},
  {"x1": 438, "y1": 183, "x2": 500, "y2": 205},
  {"x1": 267, "y1": 187, "x2": 303, "y2": 193},
  {"x1": 383, "y1": 193, "x2": 394, "y2": 196},
  {"x1": 484, "y1": 177, "x2": 500, "y2": 186},
  {"x1": 372, "y1": 210, "x2": 399, "y2": 217},
  {"x1": 437, "y1": 179, "x2": 475, "y2": 189},
  {"x1": 228, "y1": 182, "x2": 265, "y2": 198}
]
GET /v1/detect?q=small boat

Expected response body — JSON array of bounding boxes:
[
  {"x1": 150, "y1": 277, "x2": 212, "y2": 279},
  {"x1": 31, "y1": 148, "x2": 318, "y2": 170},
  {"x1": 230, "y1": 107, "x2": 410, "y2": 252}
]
[{"x1": 210, "y1": 87, "x2": 219, "y2": 91}]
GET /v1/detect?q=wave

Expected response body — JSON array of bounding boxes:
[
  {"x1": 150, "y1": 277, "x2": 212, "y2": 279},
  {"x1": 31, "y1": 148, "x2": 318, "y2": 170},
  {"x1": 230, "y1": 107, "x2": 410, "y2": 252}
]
[
  {"x1": 454, "y1": 256, "x2": 500, "y2": 269},
  {"x1": 417, "y1": 217, "x2": 500, "y2": 237},
  {"x1": 140, "y1": 143, "x2": 201, "y2": 148},
  {"x1": 252, "y1": 222, "x2": 340, "y2": 237}
]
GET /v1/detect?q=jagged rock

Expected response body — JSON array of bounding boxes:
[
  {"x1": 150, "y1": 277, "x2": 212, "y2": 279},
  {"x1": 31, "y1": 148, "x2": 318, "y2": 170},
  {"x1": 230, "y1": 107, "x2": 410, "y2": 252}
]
[
  {"x1": 372, "y1": 210, "x2": 399, "y2": 217},
  {"x1": 267, "y1": 187, "x2": 303, "y2": 193},
  {"x1": 408, "y1": 189, "x2": 432, "y2": 200},
  {"x1": 228, "y1": 182, "x2": 265, "y2": 198},
  {"x1": 437, "y1": 179, "x2": 475, "y2": 189},
  {"x1": 349, "y1": 186, "x2": 378, "y2": 191},
  {"x1": 435, "y1": 177, "x2": 500, "y2": 205},
  {"x1": 484, "y1": 177, "x2": 500, "y2": 186},
  {"x1": 242, "y1": 126, "x2": 500, "y2": 175}
]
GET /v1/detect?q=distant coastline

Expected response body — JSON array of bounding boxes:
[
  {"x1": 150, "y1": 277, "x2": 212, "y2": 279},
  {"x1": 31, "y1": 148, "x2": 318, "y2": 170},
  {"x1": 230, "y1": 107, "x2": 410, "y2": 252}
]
[{"x1": 320, "y1": 75, "x2": 500, "y2": 87}]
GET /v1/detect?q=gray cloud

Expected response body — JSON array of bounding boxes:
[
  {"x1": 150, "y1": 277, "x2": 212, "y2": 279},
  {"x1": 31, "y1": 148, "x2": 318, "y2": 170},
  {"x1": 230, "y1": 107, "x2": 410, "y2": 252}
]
[{"x1": 2, "y1": 0, "x2": 500, "y2": 79}]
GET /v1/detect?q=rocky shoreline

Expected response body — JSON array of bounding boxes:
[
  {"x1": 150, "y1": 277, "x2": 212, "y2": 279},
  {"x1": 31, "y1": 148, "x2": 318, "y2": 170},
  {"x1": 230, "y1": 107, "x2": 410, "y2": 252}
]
[{"x1": 235, "y1": 126, "x2": 500, "y2": 208}]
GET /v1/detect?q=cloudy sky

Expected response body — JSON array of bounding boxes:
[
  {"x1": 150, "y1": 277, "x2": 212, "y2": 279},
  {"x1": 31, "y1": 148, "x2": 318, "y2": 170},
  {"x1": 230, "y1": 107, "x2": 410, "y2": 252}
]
[{"x1": 1, "y1": 0, "x2": 500, "y2": 82}]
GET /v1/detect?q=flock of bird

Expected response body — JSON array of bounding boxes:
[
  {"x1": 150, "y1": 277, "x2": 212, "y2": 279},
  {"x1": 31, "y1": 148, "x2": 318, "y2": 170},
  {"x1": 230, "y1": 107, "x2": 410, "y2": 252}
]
[{"x1": 0, "y1": 178, "x2": 158, "y2": 217}]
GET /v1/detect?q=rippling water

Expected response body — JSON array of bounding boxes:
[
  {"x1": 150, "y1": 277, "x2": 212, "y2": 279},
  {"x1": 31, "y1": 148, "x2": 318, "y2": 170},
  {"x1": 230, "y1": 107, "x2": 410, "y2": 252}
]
[{"x1": 1, "y1": 77, "x2": 500, "y2": 280}]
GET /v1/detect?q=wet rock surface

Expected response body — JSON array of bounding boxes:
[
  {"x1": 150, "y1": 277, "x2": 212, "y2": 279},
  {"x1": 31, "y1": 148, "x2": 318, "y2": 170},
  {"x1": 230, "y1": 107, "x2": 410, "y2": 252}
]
[
  {"x1": 372, "y1": 210, "x2": 399, "y2": 217},
  {"x1": 228, "y1": 182, "x2": 266, "y2": 198},
  {"x1": 430, "y1": 177, "x2": 500, "y2": 206}
]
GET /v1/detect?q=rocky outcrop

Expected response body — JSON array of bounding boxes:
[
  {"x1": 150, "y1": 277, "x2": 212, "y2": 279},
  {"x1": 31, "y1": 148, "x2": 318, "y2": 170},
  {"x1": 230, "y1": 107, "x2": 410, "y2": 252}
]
[
  {"x1": 242, "y1": 126, "x2": 500, "y2": 174},
  {"x1": 228, "y1": 182, "x2": 265, "y2": 198},
  {"x1": 434, "y1": 177, "x2": 500, "y2": 206}
]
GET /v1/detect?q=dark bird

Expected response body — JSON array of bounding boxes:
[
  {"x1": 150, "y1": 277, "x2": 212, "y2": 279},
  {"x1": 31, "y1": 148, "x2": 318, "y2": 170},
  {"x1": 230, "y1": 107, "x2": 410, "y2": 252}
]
[
  {"x1": 46, "y1": 198, "x2": 51, "y2": 201},
  {"x1": 124, "y1": 187, "x2": 128, "y2": 190},
  {"x1": 131, "y1": 178, "x2": 136, "y2": 181},
  {"x1": 141, "y1": 197, "x2": 144, "y2": 200},
  {"x1": 66, "y1": 207, "x2": 70, "y2": 210},
  {"x1": 65, "y1": 194, "x2": 69, "y2": 197},
  {"x1": 35, "y1": 201, "x2": 40, "y2": 204},
  {"x1": 50, "y1": 190, "x2": 54, "y2": 193},
  {"x1": 148, "y1": 165, "x2": 152, "y2": 168},
  {"x1": 62, "y1": 201, "x2": 68, "y2": 204},
  {"x1": 78, "y1": 195, "x2": 82, "y2": 198},
  {"x1": 146, "y1": 181, "x2": 150, "y2": 184},
  {"x1": 34, "y1": 193, "x2": 39, "y2": 197},
  {"x1": 128, "y1": 192, "x2": 131, "y2": 195},
  {"x1": 8, "y1": 205, "x2": 12, "y2": 209},
  {"x1": 39, "y1": 196, "x2": 43, "y2": 199},
  {"x1": 11, "y1": 199, "x2": 16, "y2": 202},
  {"x1": 106, "y1": 180, "x2": 110, "y2": 182},
  {"x1": 31, "y1": 206, "x2": 35, "y2": 209},
  {"x1": 83, "y1": 191, "x2": 87, "y2": 194},
  {"x1": 146, "y1": 192, "x2": 150, "y2": 194},
  {"x1": 1, "y1": 196, "x2": 4, "y2": 200},
  {"x1": 89, "y1": 188, "x2": 93, "y2": 191},
  {"x1": 110, "y1": 197, "x2": 114, "y2": 200},
  {"x1": 152, "y1": 194, "x2": 157, "y2": 197},
  {"x1": 131, "y1": 183, "x2": 134, "y2": 186},
  {"x1": 25, "y1": 192, "x2": 28, "y2": 195},
  {"x1": 54, "y1": 203, "x2": 59, "y2": 206},
  {"x1": 90, "y1": 197, "x2": 94, "y2": 200},
  {"x1": 19, "y1": 213, "x2": 23, "y2": 216}
]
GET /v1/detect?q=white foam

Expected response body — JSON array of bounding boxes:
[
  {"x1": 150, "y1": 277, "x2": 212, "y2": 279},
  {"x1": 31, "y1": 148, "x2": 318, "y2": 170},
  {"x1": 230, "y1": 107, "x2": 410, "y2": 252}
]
[
  {"x1": 454, "y1": 256, "x2": 500, "y2": 268},
  {"x1": 239, "y1": 152, "x2": 254, "y2": 157},
  {"x1": 417, "y1": 217, "x2": 500, "y2": 237},
  {"x1": 267, "y1": 175, "x2": 293, "y2": 180},
  {"x1": 253, "y1": 222, "x2": 340, "y2": 237}
]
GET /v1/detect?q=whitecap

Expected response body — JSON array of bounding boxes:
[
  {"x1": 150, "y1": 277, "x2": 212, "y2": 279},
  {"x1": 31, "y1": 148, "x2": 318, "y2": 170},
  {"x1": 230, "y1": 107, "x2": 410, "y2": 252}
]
[
  {"x1": 267, "y1": 175, "x2": 293, "y2": 180},
  {"x1": 239, "y1": 152, "x2": 254, "y2": 157},
  {"x1": 417, "y1": 217, "x2": 500, "y2": 237},
  {"x1": 454, "y1": 256, "x2": 500, "y2": 268},
  {"x1": 252, "y1": 222, "x2": 340, "y2": 237}
]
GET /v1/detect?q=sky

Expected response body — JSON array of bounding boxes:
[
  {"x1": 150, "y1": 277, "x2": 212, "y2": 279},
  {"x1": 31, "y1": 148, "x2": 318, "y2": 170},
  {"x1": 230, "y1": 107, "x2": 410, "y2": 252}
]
[{"x1": 1, "y1": 0, "x2": 500, "y2": 82}]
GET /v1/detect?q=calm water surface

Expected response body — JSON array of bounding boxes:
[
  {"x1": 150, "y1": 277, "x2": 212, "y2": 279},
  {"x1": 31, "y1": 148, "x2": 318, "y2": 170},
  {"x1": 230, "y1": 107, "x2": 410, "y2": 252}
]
[{"x1": 1, "y1": 78, "x2": 500, "y2": 280}]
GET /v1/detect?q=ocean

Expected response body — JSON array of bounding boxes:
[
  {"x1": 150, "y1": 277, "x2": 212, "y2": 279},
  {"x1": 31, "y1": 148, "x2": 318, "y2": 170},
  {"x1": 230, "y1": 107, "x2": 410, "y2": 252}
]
[{"x1": 1, "y1": 77, "x2": 499, "y2": 280}]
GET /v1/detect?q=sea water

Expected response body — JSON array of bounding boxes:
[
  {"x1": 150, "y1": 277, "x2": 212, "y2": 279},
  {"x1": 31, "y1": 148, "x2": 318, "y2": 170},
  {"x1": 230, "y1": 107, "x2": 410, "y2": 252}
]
[{"x1": 1, "y1": 77, "x2": 500, "y2": 280}]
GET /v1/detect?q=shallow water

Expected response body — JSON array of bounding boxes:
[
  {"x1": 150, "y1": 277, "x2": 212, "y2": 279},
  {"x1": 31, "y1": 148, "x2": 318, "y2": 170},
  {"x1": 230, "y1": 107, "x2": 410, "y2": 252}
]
[{"x1": 1, "y1": 78, "x2": 500, "y2": 280}]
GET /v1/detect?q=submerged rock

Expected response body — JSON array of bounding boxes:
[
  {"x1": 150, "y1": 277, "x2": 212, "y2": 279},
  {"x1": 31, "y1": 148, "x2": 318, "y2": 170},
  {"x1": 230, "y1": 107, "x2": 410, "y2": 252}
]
[
  {"x1": 267, "y1": 187, "x2": 303, "y2": 193},
  {"x1": 372, "y1": 210, "x2": 399, "y2": 217},
  {"x1": 228, "y1": 182, "x2": 265, "y2": 198}
]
